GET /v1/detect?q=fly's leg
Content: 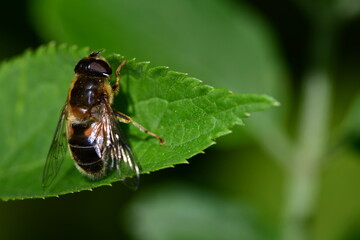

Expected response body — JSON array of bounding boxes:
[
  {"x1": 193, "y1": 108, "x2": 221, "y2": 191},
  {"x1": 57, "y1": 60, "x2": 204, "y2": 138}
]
[
  {"x1": 113, "y1": 110, "x2": 165, "y2": 145},
  {"x1": 111, "y1": 60, "x2": 164, "y2": 145},
  {"x1": 112, "y1": 60, "x2": 127, "y2": 95}
]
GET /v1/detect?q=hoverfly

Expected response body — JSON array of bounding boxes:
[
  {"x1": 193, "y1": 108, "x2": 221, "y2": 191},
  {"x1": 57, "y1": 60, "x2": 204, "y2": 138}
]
[{"x1": 42, "y1": 52, "x2": 164, "y2": 188}]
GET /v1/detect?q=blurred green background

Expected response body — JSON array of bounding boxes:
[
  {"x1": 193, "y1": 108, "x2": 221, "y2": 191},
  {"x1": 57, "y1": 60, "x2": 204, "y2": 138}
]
[{"x1": 1, "y1": 0, "x2": 360, "y2": 239}]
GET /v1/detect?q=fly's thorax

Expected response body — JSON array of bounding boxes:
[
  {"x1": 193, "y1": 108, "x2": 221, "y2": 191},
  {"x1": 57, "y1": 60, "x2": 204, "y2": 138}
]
[
  {"x1": 69, "y1": 75, "x2": 104, "y2": 107},
  {"x1": 68, "y1": 75, "x2": 113, "y2": 117}
]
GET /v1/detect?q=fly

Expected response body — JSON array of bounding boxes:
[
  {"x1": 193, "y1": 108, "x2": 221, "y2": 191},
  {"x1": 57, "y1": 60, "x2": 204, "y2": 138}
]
[{"x1": 42, "y1": 52, "x2": 164, "y2": 188}]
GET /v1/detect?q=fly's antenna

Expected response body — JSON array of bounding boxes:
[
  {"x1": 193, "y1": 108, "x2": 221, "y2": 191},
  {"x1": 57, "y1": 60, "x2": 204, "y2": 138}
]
[{"x1": 89, "y1": 49, "x2": 106, "y2": 57}]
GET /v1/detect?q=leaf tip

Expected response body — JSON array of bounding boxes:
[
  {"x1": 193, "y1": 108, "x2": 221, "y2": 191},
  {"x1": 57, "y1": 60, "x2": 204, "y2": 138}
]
[
  {"x1": 264, "y1": 95, "x2": 281, "y2": 107},
  {"x1": 273, "y1": 100, "x2": 281, "y2": 107}
]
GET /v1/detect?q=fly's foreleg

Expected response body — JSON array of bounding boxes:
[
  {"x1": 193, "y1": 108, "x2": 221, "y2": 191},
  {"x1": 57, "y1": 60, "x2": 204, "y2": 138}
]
[
  {"x1": 112, "y1": 60, "x2": 127, "y2": 95},
  {"x1": 113, "y1": 110, "x2": 165, "y2": 145}
]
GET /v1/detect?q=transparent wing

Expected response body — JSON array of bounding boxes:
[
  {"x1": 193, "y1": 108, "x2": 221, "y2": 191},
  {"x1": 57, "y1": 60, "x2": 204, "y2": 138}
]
[
  {"x1": 101, "y1": 101, "x2": 140, "y2": 189},
  {"x1": 42, "y1": 106, "x2": 68, "y2": 188}
]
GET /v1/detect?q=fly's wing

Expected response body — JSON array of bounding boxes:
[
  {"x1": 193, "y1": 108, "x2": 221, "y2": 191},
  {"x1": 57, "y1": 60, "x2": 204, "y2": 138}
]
[
  {"x1": 42, "y1": 106, "x2": 68, "y2": 188},
  {"x1": 101, "y1": 101, "x2": 140, "y2": 189}
]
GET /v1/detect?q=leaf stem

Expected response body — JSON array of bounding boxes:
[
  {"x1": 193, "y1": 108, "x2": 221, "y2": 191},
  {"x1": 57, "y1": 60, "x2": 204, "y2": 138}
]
[
  {"x1": 282, "y1": 71, "x2": 331, "y2": 240},
  {"x1": 281, "y1": 7, "x2": 339, "y2": 239}
]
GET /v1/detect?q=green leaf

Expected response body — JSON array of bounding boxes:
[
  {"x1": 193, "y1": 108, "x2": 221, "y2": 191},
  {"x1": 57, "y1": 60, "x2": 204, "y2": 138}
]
[{"x1": 0, "y1": 44, "x2": 278, "y2": 200}]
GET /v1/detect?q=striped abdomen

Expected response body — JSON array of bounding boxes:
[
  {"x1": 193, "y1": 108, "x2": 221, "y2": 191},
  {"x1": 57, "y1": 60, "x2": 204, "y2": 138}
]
[{"x1": 68, "y1": 120, "x2": 106, "y2": 178}]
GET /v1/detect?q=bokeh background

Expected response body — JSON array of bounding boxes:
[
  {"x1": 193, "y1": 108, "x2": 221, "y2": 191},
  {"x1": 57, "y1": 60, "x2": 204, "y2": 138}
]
[{"x1": 1, "y1": 0, "x2": 360, "y2": 239}]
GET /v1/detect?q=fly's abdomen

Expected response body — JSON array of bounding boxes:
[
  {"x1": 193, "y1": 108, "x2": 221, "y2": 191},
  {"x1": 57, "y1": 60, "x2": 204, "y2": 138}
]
[{"x1": 68, "y1": 122, "x2": 106, "y2": 177}]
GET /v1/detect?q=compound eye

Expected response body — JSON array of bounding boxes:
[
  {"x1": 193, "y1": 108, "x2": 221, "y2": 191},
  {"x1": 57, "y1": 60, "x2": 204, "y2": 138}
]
[
  {"x1": 88, "y1": 60, "x2": 112, "y2": 76},
  {"x1": 74, "y1": 58, "x2": 112, "y2": 76}
]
